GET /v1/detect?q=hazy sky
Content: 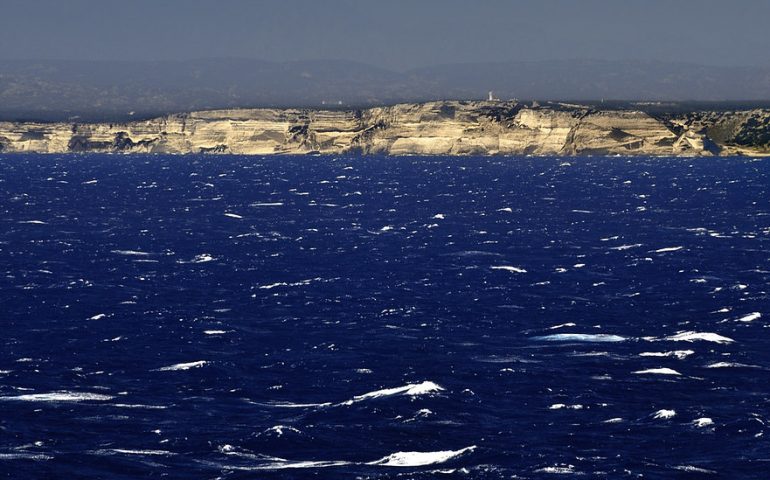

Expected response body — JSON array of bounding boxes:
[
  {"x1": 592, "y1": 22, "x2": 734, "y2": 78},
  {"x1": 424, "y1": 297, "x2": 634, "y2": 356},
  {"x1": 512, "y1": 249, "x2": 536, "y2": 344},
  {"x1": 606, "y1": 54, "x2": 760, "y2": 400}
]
[{"x1": 2, "y1": 0, "x2": 769, "y2": 69}]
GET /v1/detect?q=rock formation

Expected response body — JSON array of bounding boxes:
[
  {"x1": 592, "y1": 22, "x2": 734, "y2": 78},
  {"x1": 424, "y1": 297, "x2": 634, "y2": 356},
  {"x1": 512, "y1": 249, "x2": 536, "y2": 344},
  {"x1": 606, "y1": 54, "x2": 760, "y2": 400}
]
[{"x1": 0, "y1": 101, "x2": 767, "y2": 156}]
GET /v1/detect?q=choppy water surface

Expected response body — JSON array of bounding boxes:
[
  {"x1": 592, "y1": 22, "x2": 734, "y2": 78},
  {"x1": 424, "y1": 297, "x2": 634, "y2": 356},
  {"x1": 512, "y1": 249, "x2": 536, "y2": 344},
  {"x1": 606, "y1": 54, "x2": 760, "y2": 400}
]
[{"x1": 1, "y1": 155, "x2": 769, "y2": 478}]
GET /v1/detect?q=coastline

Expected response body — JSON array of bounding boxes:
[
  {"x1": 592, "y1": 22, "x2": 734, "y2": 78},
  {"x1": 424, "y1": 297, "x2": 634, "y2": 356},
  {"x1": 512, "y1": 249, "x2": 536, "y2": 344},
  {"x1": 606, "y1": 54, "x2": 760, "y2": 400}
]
[{"x1": 1, "y1": 100, "x2": 768, "y2": 157}]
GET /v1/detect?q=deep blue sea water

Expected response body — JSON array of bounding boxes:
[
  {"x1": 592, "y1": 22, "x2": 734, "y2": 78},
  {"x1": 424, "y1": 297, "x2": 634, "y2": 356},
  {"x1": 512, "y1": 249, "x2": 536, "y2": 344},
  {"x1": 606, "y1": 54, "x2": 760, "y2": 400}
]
[{"x1": 1, "y1": 154, "x2": 769, "y2": 479}]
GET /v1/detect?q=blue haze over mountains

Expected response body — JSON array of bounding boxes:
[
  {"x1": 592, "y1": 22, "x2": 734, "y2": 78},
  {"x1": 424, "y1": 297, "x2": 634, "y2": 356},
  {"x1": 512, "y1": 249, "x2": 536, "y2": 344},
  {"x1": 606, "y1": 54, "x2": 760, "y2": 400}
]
[
  {"x1": 1, "y1": 0, "x2": 770, "y2": 120},
  {"x1": 2, "y1": 59, "x2": 770, "y2": 122}
]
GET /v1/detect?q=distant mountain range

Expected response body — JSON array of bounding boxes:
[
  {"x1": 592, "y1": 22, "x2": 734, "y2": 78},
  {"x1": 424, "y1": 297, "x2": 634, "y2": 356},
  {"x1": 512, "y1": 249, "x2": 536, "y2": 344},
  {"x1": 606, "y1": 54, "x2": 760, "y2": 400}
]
[{"x1": 1, "y1": 58, "x2": 769, "y2": 121}]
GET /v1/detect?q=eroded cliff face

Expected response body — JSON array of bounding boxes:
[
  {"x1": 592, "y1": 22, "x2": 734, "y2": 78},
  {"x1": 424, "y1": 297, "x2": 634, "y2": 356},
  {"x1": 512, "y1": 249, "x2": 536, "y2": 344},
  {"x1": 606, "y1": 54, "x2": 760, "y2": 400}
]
[{"x1": 0, "y1": 101, "x2": 767, "y2": 156}]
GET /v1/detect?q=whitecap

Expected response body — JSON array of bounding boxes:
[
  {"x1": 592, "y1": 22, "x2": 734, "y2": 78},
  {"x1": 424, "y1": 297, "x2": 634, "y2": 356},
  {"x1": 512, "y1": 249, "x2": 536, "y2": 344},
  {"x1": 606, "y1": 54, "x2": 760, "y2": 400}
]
[
  {"x1": 0, "y1": 391, "x2": 114, "y2": 402},
  {"x1": 236, "y1": 459, "x2": 352, "y2": 470},
  {"x1": 367, "y1": 446, "x2": 476, "y2": 467},
  {"x1": 633, "y1": 368, "x2": 681, "y2": 376},
  {"x1": 692, "y1": 418, "x2": 714, "y2": 428},
  {"x1": 534, "y1": 465, "x2": 579, "y2": 474},
  {"x1": 342, "y1": 381, "x2": 444, "y2": 405},
  {"x1": 224, "y1": 213, "x2": 243, "y2": 219},
  {"x1": 105, "y1": 449, "x2": 174, "y2": 456},
  {"x1": 113, "y1": 404, "x2": 168, "y2": 410},
  {"x1": 704, "y1": 362, "x2": 761, "y2": 369},
  {"x1": 204, "y1": 330, "x2": 227, "y2": 335},
  {"x1": 258, "y1": 401, "x2": 334, "y2": 409},
  {"x1": 257, "y1": 425, "x2": 303, "y2": 437},
  {"x1": 653, "y1": 246, "x2": 683, "y2": 253},
  {"x1": 490, "y1": 265, "x2": 527, "y2": 273},
  {"x1": 736, "y1": 312, "x2": 761, "y2": 323},
  {"x1": 602, "y1": 418, "x2": 624, "y2": 424},
  {"x1": 18, "y1": 220, "x2": 47, "y2": 225},
  {"x1": 609, "y1": 243, "x2": 643, "y2": 250},
  {"x1": 111, "y1": 250, "x2": 151, "y2": 256},
  {"x1": 639, "y1": 350, "x2": 694, "y2": 360},
  {"x1": 0, "y1": 452, "x2": 53, "y2": 461},
  {"x1": 652, "y1": 409, "x2": 676, "y2": 419},
  {"x1": 88, "y1": 313, "x2": 107, "y2": 321},
  {"x1": 549, "y1": 404, "x2": 583, "y2": 410},
  {"x1": 179, "y1": 254, "x2": 215, "y2": 264},
  {"x1": 673, "y1": 465, "x2": 717, "y2": 474},
  {"x1": 154, "y1": 360, "x2": 208, "y2": 371},
  {"x1": 532, "y1": 333, "x2": 626, "y2": 343},
  {"x1": 548, "y1": 323, "x2": 577, "y2": 330},
  {"x1": 664, "y1": 331, "x2": 734, "y2": 344}
]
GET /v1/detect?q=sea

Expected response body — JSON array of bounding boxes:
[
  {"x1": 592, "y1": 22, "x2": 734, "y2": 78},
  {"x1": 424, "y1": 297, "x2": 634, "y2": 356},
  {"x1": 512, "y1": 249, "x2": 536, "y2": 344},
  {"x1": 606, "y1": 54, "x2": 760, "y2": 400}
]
[{"x1": 1, "y1": 154, "x2": 769, "y2": 479}]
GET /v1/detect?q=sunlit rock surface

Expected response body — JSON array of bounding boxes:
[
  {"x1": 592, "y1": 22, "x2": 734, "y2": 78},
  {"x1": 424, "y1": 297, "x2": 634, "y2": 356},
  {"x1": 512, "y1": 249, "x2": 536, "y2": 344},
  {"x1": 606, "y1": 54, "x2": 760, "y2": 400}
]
[{"x1": 0, "y1": 101, "x2": 767, "y2": 156}]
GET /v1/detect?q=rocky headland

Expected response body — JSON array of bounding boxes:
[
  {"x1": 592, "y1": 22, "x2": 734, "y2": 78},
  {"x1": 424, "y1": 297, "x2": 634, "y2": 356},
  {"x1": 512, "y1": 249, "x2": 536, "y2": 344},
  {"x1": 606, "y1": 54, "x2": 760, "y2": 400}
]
[{"x1": 1, "y1": 101, "x2": 768, "y2": 156}]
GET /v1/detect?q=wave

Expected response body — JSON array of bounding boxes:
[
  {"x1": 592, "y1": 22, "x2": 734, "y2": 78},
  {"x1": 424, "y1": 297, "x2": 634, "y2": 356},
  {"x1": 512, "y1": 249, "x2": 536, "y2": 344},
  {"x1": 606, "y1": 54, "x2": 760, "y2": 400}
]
[
  {"x1": 534, "y1": 465, "x2": 579, "y2": 474},
  {"x1": 154, "y1": 360, "x2": 208, "y2": 371},
  {"x1": 222, "y1": 445, "x2": 476, "y2": 471},
  {"x1": 0, "y1": 452, "x2": 53, "y2": 461},
  {"x1": 532, "y1": 333, "x2": 627, "y2": 343},
  {"x1": 111, "y1": 250, "x2": 152, "y2": 256},
  {"x1": 256, "y1": 401, "x2": 334, "y2": 409},
  {"x1": 257, "y1": 425, "x2": 303, "y2": 437},
  {"x1": 674, "y1": 465, "x2": 717, "y2": 474},
  {"x1": 692, "y1": 418, "x2": 714, "y2": 428},
  {"x1": 366, "y1": 446, "x2": 476, "y2": 467},
  {"x1": 178, "y1": 254, "x2": 215, "y2": 264},
  {"x1": 490, "y1": 265, "x2": 527, "y2": 273},
  {"x1": 258, "y1": 381, "x2": 444, "y2": 410},
  {"x1": 113, "y1": 403, "x2": 169, "y2": 409},
  {"x1": 736, "y1": 312, "x2": 761, "y2": 323},
  {"x1": 652, "y1": 409, "x2": 676, "y2": 419},
  {"x1": 639, "y1": 350, "x2": 694, "y2": 360},
  {"x1": 633, "y1": 368, "x2": 682, "y2": 376},
  {"x1": 664, "y1": 331, "x2": 734, "y2": 344},
  {"x1": 652, "y1": 246, "x2": 684, "y2": 253},
  {"x1": 704, "y1": 361, "x2": 762, "y2": 369},
  {"x1": 94, "y1": 449, "x2": 175, "y2": 456},
  {"x1": 341, "y1": 381, "x2": 444, "y2": 406},
  {"x1": 608, "y1": 243, "x2": 642, "y2": 251},
  {"x1": 0, "y1": 391, "x2": 114, "y2": 402}
]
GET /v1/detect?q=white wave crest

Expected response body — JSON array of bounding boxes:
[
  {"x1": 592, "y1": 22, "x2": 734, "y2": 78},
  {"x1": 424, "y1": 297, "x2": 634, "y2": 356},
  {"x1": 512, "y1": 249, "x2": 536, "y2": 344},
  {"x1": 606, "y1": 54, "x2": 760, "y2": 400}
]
[
  {"x1": 532, "y1": 333, "x2": 627, "y2": 343},
  {"x1": 490, "y1": 265, "x2": 527, "y2": 273},
  {"x1": 653, "y1": 246, "x2": 683, "y2": 253},
  {"x1": 0, "y1": 391, "x2": 114, "y2": 402},
  {"x1": 639, "y1": 350, "x2": 694, "y2": 360},
  {"x1": 342, "y1": 381, "x2": 444, "y2": 405},
  {"x1": 154, "y1": 360, "x2": 208, "y2": 371},
  {"x1": 705, "y1": 362, "x2": 760, "y2": 369},
  {"x1": 652, "y1": 409, "x2": 677, "y2": 419},
  {"x1": 0, "y1": 452, "x2": 53, "y2": 461},
  {"x1": 105, "y1": 449, "x2": 174, "y2": 456},
  {"x1": 664, "y1": 331, "x2": 734, "y2": 344},
  {"x1": 633, "y1": 368, "x2": 682, "y2": 376},
  {"x1": 534, "y1": 464, "x2": 579, "y2": 474},
  {"x1": 111, "y1": 250, "x2": 151, "y2": 256},
  {"x1": 693, "y1": 418, "x2": 714, "y2": 428},
  {"x1": 736, "y1": 312, "x2": 761, "y2": 323},
  {"x1": 367, "y1": 446, "x2": 476, "y2": 467}
]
